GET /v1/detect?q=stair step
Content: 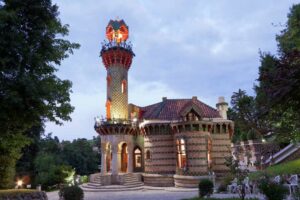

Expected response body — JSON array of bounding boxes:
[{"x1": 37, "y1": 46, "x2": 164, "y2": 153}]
[
  {"x1": 87, "y1": 183, "x2": 102, "y2": 187},
  {"x1": 82, "y1": 186, "x2": 144, "y2": 192}
]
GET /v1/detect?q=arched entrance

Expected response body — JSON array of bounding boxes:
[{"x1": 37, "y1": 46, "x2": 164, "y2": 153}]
[
  {"x1": 121, "y1": 143, "x2": 128, "y2": 172},
  {"x1": 133, "y1": 146, "x2": 142, "y2": 172}
]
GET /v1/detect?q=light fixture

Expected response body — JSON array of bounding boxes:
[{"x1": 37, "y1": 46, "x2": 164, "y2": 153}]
[{"x1": 17, "y1": 180, "x2": 23, "y2": 188}]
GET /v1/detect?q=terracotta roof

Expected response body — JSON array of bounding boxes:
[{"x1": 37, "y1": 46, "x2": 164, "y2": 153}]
[{"x1": 140, "y1": 98, "x2": 220, "y2": 120}]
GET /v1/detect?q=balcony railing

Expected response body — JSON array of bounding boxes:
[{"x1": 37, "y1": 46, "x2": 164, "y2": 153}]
[
  {"x1": 94, "y1": 117, "x2": 138, "y2": 128},
  {"x1": 100, "y1": 40, "x2": 134, "y2": 54}
]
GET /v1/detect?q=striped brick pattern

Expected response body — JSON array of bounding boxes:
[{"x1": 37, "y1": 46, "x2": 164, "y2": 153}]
[
  {"x1": 144, "y1": 135, "x2": 176, "y2": 174},
  {"x1": 211, "y1": 133, "x2": 231, "y2": 175},
  {"x1": 175, "y1": 131, "x2": 209, "y2": 176}
]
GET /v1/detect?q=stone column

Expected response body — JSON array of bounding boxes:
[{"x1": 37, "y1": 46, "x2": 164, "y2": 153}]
[
  {"x1": 111, "y1": 144, "x2": 119, "y2": 176},
  {"x1": 101, "y1": 144, "x2": 107, "y2": 175},
  {"x1": 127, "y1": 144, "x2": 133, "y2": 173}
]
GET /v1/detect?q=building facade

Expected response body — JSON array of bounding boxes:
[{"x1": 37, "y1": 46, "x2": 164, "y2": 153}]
[{"x1": 94, "y1": 19, "x2": 234, "y2": 187}]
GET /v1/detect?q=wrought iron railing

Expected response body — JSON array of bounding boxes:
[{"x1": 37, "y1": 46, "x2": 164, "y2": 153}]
[
  {"x1": 94, "y1": 117, "x2": 138, "y2": 128},
  {"x1": 100, "y1": 40, "x2": 134, "y2": 53}
]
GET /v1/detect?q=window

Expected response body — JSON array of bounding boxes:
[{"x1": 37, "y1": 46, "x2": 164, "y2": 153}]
[
  {"x1": 106, "y1": 100, "x2": 111, "y2": 120},
  {"x1": 146, "y1": 150, "x2": 151, "y2": 159},
  {"x1": 134, "y1": 147, "x2": 142, "y2": 168},
  {"x1": 121, "y1": 80, "x2": 127, "y2": 94},
  {"x1": 176, "y1": 138, "x2": 187, "y2": 169}
]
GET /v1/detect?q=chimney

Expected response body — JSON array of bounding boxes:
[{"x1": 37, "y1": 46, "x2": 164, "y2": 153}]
[
  {"x1": 162, "y1": 97, "x2": 167, "y2": 102},
  {"x1": 216, "y1": 96, "x2": 228, "y2": 119},
  {"x1": 192, "y1": 96, "x2": 197, "y2": 101}
]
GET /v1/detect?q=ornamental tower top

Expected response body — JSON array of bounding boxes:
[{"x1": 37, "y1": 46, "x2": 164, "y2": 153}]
[
  {"x1": 106, "y1": 19, "x2": 129, "y2": 43},
  {"x1": 100, "y1": 19, "x2": 134, "y2": 121}
]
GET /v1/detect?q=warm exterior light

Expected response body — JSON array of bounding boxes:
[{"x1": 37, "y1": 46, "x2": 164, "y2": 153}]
[
  {"x1": 17, "y1": 180, "x2": 23, "y2": 188},
  {"x1": 262, "y1": 138, "x2": 266, "y2": 143},
  {"x1": 106, "y1": 19, "x2": 129, "y2": 43}
]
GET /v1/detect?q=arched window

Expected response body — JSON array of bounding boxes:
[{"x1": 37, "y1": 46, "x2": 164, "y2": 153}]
[
  {"x1": 146, "y1": 150, "x2": 151, "y2": 160},
  {"x1": 176, "y1": 138, "x2": 187, "y2": 169},
  {"x1": 134, "y1": 147, "x2": 142, "y2": 168},
  {"x1": 121, "y1": 80, "x2": 127, "y2": 94}
]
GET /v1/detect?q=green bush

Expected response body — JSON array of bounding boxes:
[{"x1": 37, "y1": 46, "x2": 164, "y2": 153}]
[
  {"x1": 258, "y1": 177, "x2": 288, "y2": 200},
  {"x1": 59, "y1": 185, "x2": 84, "y2": 200},
  {"x1": 198, "y1": 179, "x2": 213, "y2": 197},
  {"x1": 80, "y1": 175, "x2": 88, "y2": 184}
]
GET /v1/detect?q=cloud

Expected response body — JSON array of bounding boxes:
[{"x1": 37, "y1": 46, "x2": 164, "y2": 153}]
[{"x1": 48, "y1": 0, "x2": 299, "y2": 140}]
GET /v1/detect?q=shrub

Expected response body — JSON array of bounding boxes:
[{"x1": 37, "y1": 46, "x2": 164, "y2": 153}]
[
  {"x1": 59, "y1": 185, "x2": 84, "y2": 200},
  {"x1": 198, "y1": 179, "x2": 214, "y2": 197},
  {"x1": 218, "y1": 183, "x2": 227, "y2": 192},
  {"x1": 258, "y1": 177, "x2": 288, "y2": 200}
]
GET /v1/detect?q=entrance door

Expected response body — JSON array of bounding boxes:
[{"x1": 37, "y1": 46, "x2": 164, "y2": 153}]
[
  {"x1": 121, "y1": 143, "x2": 128, "y2": 172},
  {"x1": 133, "y1": 147, "x2": 142, "y2": 172}
]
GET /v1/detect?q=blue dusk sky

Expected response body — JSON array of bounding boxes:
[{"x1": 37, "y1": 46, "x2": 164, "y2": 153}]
[{"x1": 47, "y1": 0, "x2": 298, "y2": 141}]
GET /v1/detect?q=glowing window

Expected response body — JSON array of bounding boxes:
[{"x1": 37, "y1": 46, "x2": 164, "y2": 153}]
[
  {"x1": 176, "y1": 138, "x2": 187, "y2": 169},
  {"x1": 121, "y1": 80, "x2": 127, "y2": 94}
]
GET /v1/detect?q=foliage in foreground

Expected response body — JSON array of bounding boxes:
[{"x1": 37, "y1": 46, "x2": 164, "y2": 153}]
[
  {"x1": 0, "y1": 0, "x2": 79, "y2": 189},
  {"x1": 198, "y1": 179, "x2": 213, "y2": 197},
  {"x1": 258, "y1": 176, "x2": 289, "y2": 200},
  {"x1": 59, "y1": 185, "x2": 84, "y2": 200}
]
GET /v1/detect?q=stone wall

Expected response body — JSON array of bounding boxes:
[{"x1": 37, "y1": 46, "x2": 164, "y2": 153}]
[
  {"x1": 175, "y1": 131, "x2": 209, "y2": 176},
  {"x1": 143, "y1": 174, "x2": 174, "y2": 187},
  {"x1": 211, "y1": 133, "x2": 231, "y2": 175},
  {"x1": 144, "y1": 134, "x2": 176, "y2": 174}
]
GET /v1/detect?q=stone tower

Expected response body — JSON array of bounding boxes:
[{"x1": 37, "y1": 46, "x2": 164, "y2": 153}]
[{"x1": 101, "y1": 19, "x2": 134, "y2": 120}]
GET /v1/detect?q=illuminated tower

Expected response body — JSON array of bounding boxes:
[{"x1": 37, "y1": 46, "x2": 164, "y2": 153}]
[{"x1": 101, "y1": 19, "x2": 134, "y2": 120}]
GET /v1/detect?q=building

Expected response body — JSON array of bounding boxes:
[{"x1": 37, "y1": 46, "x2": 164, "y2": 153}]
[{"x1": 94, "y1": 19, "x2": 234, "y2": 188}]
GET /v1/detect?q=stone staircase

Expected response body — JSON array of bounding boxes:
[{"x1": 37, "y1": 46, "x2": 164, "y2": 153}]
[
  {"x1": 81, "y1": 173, "x2": 144, "y2": 192},
  {"x1": 123, "y1": 173, "x2": 144, "y2": 188}
]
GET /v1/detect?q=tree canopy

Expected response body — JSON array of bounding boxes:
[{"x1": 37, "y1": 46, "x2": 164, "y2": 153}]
[
  {"x1": 230, "y1": 4, "x2": 300, "y2": 143},
  {"x1": 0, "y1": 0, "x2": 79, "y2": 188}
]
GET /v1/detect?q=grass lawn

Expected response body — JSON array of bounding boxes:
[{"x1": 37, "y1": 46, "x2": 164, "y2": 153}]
[{"x1": 250, "y1": 158, "x2": 300, "y2": 180}]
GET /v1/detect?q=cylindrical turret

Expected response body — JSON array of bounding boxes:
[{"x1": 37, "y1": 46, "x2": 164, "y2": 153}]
[{"x1": 101, "y1": 19, "x2": 134, "y2": 120}]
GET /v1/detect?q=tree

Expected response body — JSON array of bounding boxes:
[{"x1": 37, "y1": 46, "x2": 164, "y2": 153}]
[
  {"x1": 61, "y1": 139, "x2": 99, "y2": 175},
  {"x1": 228, "y1": 89, "x2": 265, "y2": 143},
  {"x1": 257, "y1": 4, "x2": 300, "y2": 142},
  {"x1": 0, "y1": 0, "x2": 79, "y2": 188}
]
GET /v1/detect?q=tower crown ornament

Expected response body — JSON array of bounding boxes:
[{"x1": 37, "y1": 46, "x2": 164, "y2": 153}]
[{"x1": 106, "y1": 19, "x2": 129, "y2": 44}]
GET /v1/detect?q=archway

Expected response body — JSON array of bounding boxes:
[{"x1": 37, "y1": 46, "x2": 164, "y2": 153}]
[
  {"x1": 121, "y1": 143, "x2": 128, "y2": 172},
  {"x1": 133, "y1": 146, "x2": 142, "y2": 172}
]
